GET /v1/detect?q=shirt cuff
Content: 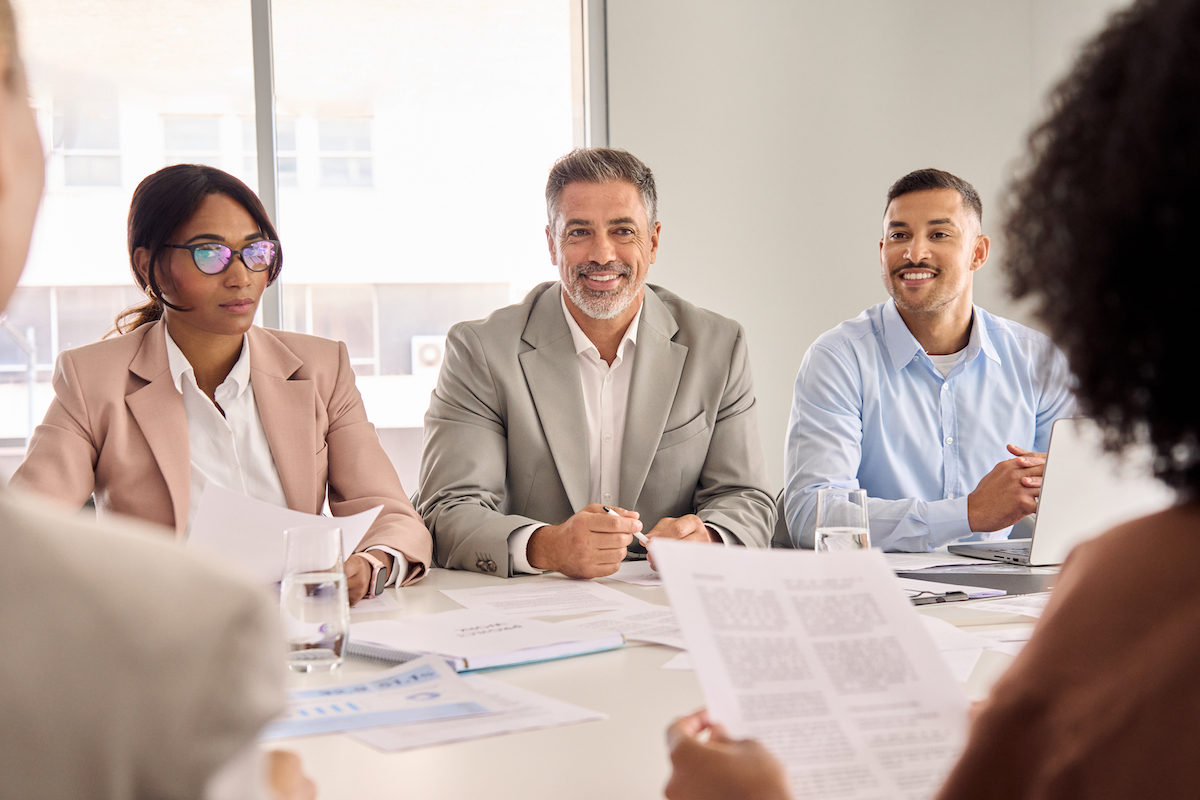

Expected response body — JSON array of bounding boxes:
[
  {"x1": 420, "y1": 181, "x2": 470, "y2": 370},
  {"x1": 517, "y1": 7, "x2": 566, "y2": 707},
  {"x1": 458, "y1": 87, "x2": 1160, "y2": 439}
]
[
  {"x1": 925, "y1": 495, "x2": 972, "y2": 548},
  {"x1": 364, "y1": 545, "x2": 409, "y2": 587},
  {"x1": 705, "y1": 523, "x2": 734, "y2": 545},
  {"x1": 508, "y1": 523, "x2": 546, "y2": 575}
]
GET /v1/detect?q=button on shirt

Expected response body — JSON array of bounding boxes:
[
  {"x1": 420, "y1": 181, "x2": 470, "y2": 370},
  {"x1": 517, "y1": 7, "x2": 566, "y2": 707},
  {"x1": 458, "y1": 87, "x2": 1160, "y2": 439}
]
[{"x1": 783, "y1": 300, "x2": 1075, "y2": 552}]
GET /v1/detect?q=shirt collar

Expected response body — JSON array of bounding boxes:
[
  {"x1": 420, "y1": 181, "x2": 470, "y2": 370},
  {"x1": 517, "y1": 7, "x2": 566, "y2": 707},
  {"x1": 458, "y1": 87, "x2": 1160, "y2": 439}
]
[
  {"x1": 881, "y1": 298, "x2": 1000, "y2": 373},
  {"x1": 164, "y1": 324, "x2": 252, "y2": 397},
  {"x1": 559, "y1": 286, "x2": 642, "y2": 362}
]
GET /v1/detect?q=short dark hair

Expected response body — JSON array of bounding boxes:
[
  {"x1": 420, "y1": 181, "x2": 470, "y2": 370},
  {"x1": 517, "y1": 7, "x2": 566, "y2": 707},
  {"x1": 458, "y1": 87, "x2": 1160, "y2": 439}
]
[
  {"x1": 545, "y1": 148, "x2": 658, "y2": 232},
  {"x1": 1004, "y1": 0, "x2": 1200, "y2": 493},
  {"x1": 886, "y1": 168, "x2": 983, "y2": 227},
  {"x1": 115, "y1": 164, "x2": 281, "y2": 334}
]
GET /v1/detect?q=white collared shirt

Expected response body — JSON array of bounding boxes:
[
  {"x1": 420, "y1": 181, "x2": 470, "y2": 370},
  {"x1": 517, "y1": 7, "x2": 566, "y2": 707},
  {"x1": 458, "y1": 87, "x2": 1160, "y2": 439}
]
[
  {"x1": 507, "y1": 289, "x2": 642, "y2": 574},
  {"x1": 562, "y1": 288, "x2": 641, "y2": 507},
  {"x1": 165, "y1": 327, "x2": 406, "y2": 585},
  {"x1": 165, "y1": 327, "x2": 288, "y2": 534}
]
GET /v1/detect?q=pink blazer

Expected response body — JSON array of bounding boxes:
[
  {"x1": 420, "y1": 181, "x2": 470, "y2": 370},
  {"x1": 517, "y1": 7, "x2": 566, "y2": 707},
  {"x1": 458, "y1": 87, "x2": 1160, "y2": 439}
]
[{"x1": 11, "y1": 321, "x2": 432, "y2": 584}]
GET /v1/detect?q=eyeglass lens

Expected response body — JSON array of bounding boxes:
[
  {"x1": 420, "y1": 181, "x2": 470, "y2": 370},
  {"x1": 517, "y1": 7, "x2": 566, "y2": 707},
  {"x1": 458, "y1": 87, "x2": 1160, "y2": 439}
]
[{"x1": 192, "y1": 241, "x2": 277, "y2": 274}]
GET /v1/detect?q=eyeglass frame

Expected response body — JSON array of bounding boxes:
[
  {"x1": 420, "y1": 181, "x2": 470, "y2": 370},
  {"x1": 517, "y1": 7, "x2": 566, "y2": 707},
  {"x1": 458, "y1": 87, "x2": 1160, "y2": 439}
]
[{"x1": 164, "y1": 239, "x2": 282, "y2": 275}]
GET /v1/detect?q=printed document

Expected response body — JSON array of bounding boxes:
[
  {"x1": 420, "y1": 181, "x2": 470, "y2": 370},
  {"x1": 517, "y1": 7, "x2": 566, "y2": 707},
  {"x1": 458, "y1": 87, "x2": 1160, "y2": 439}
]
[
  {"x1": 654, "y1": 541, "x2": 970, "y2": 800},
  {"x1": 972, "y1": 592, "x2": 1053, "y2": 619},
  {"x1": 350, "y1": 674, "x2": 605, "y2": 752},
  {"x1": 605, "y1": 560, "x2": 662, "y2": 586},
  {"x1": 350, "y1": 609, "x2": 624, "y2": 671},
  {"x1": 261, "y1": 657, "x2": 493, "y2": 740},
  {"x1": 187, "y1": 483, "x2": 380, "y2": 585},
  {"x1": 560, "y1": 606, "x2": 684, "y2": 649},
  {"x1": 441, "y1": 579, "x2": 651, "y2": 618}
]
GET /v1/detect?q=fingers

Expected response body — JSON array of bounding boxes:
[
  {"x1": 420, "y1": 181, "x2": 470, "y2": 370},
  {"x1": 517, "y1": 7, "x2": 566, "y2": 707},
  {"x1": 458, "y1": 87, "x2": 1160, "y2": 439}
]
[
  {"x1": 344, "y1": 555, "x2": 368, "y2": 606},
  {"x1": 667, "y1": 709, "x2": 712, "y2": 750},
  {"x1": 582, "y1": 509, "x2": 644, "y2": 535}
]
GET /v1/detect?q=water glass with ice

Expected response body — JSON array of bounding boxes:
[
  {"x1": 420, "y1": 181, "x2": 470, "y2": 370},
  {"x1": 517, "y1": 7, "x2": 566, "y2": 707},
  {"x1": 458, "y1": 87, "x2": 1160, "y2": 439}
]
[
  {"x1": 814, "y1": 488, "x2": 870, "y2": 551},
  {"x1": 280, "y1": 525, "x2": 349, "y2": 672}
]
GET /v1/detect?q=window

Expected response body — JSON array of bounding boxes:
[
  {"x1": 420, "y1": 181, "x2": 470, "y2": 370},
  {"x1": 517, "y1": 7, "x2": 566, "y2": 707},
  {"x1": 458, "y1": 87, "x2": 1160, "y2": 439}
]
[
  {"x1": 318, "y1": 119, "x2": 372, "y2": 188},
  {"x1": 53, "y1": 91, "x2": 122, "y2": 187},
  {"x1": 163, "y1": 115, "x2": 221, "y2": 169},
  {"x1": 6, "y1": 0, "x2": 577, "y2": 489}
]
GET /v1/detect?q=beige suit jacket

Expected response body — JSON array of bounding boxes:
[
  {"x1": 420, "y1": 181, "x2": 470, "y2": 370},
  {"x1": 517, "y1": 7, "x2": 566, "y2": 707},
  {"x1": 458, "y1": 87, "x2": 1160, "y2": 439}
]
[
  {"x1": 0, "y1": 487, "x2": 284, "y2": 799},
  {"x1": 11, "y1": 321, "x2": 431, "y2": 583},
  {"x1": 418, "y1": 282, "x2": 775, "y2": 576}
]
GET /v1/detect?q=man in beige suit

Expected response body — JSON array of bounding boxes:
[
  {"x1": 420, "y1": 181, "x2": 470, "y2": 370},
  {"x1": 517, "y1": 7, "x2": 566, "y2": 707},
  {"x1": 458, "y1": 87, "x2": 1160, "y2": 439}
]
[
  {"x1": 419, "y1": 149, "x2": 774, "y2": 578},
  {"x1": 0, "y1": 7, "x2": 310, "y2": 797}
]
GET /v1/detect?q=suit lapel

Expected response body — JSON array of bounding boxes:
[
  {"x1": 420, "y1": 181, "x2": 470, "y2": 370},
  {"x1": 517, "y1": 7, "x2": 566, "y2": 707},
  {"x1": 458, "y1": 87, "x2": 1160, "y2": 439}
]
[
  {"x1": 620, "y1": 288, "x2": 686, "y2": 510},
  {"x1": 125, "y1": 323, "x2": 191, "y2": 536},
  {"x1": 247, "y1": 327, "x2": 319, "y2": 513},
  {"x1": 519, "y1": 286, "x2": 591, "y2": 512}
]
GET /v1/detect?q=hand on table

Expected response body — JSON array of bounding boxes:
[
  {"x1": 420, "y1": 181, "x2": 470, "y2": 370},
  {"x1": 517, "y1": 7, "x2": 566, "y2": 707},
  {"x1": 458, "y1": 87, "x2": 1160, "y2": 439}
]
[
  {"x1": 967, "y1": 444, "x2": 1046, "y2": 532},
  {"x1": 527, "y1": 504, "x2": 640, "y2": 578},
  {"x1": 665, "y1": 709, "x2": 792, "y2": 800},
  {"x1": 345, "y1": 552, "x2": 393, "y2": 606},
  {"x1": 266, "y1": 750, "x2": 317, "y2": 800},
  {"x1": 645, "y1": 514, "x2": 715, "y2": 570}
]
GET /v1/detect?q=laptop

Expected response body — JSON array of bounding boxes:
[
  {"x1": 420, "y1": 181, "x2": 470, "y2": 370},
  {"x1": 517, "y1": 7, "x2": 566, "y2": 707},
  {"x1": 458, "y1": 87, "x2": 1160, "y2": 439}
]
[{"x1": 947, "y1": 418, "x2": 1176, "y2": 566}]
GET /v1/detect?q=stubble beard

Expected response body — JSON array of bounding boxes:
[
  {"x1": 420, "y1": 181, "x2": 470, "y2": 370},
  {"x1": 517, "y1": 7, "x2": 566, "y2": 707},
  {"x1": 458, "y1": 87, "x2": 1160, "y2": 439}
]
[{"x1": 564, "y1": 261, "x2": 643, "y2": 320}]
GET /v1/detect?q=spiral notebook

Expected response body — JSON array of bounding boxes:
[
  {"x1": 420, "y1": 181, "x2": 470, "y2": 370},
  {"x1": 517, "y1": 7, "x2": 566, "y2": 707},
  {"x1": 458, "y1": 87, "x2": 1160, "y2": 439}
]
[{"x1": 348, "y1": 609, "x2": 625, "y2": 672}]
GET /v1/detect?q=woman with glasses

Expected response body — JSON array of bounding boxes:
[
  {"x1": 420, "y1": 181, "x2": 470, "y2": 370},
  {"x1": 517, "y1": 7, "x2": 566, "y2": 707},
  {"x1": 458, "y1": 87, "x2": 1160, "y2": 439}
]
[{"x1": 11, "y1": 164, "x2": 431, "y2": 603}]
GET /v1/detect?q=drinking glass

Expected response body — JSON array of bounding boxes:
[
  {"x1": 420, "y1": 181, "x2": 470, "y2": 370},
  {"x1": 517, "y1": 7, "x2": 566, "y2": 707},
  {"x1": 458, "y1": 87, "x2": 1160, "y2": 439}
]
[
  {"x1": 280, "y1": 525, "x2": 349, "y2": 672},
  {"x1": 814, "y1": 489, "x2": 871, "y2": 551}
]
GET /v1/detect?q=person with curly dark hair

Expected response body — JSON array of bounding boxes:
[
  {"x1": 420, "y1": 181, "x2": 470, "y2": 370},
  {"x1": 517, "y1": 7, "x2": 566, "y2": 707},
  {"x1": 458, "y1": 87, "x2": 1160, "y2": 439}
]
[
  {"x1": 669, "y1": 0, "x2": 1200, "y2": 796},
  {"x1": 780, "y1": 168, "x2": 1076, "y2": 553}
]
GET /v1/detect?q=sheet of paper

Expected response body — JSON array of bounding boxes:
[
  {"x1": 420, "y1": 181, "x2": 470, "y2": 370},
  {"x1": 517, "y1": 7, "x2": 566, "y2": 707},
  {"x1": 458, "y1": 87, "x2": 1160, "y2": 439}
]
[
  {"x1": 260, "y1": 657, "x2": 494, "y2": 740},
  {"x1": 661, "y1": 652, "x2": 693, "y2": 671},
  {"x1": 352, "y1": 609, "x2": 619, "y2": 663},
  {"x1": 884, "y1": 552, "x2": 984, "y2": 571},
  {"x1": 187, "y1": 483, "x2": 380, "y2": 584},
  {"x1": 350, "y1": 591, "x2": 403, "y2": 617},
  {"x1": 972, "y1": 593, "x2": 1052, "y2": 618},
  {"x1": 896, "y1": 577, "x2": 1005, "y2": 600},
  {"x1": 350, "y1": 674, "x2": 605, "y2": 752},
  {"x1": 440, "y1": 580, "x2": 651, "y2": 618},
  {"x1": 918, "y1": 616, "x2": 992, "y2": 684},
  {"x1": 605, "y1": 560, "x2": 662, "y2": 586},
  {"x1": 941, "y1": 648, "x2": 984, "y2": 683},
  {"x1": 560, "y1": 606, "x2": 685, "y2": 649},
  {"x1": 654, "y1": 541, "x2": 970, "y2": 800}
]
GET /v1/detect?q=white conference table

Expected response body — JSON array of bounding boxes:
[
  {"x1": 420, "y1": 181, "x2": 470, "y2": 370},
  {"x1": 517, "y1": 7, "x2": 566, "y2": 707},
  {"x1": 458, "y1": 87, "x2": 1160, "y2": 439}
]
[{"x1": 274, "y1": 567, "x2": 1037, "y2": 800}]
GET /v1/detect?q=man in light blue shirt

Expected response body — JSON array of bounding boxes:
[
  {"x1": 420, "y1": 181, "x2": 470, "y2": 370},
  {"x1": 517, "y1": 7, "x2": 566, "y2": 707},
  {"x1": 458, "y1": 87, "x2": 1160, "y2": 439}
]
[{"x1": 782, "y1": 169, "x2": 1075, "y2": 551}]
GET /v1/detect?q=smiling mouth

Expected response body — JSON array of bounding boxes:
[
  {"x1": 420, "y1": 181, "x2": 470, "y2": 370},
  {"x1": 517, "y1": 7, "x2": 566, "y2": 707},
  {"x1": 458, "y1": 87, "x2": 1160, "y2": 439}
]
[{"x1": 574, "y1": 263, "x2": 632, "y2": 292}]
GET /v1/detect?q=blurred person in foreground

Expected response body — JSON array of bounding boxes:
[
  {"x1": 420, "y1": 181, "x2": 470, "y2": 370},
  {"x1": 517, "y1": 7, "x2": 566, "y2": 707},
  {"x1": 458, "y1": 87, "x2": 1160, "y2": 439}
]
[
  {"x1": 0, "y1": 4, "x2": 312, "y2": 797},
  {"x1": 667, "y1": 0, "x2": 1200, "y2": 796}
]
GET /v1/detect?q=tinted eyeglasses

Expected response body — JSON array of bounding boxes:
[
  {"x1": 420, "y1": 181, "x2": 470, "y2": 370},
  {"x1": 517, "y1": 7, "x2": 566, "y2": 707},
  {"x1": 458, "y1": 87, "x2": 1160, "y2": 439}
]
[{"x1": 165, "y1": 240, "x2": 281, "y2": 275}]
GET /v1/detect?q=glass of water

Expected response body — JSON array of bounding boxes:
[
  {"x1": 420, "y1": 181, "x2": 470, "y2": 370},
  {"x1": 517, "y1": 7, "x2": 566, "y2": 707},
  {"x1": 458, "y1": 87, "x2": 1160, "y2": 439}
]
[
  {"x1": 815, "y1": 488, "x2": 871, "y2": 551},
  {"x1": 280, "y1": 525, "x2": 349, "y2": 672}
]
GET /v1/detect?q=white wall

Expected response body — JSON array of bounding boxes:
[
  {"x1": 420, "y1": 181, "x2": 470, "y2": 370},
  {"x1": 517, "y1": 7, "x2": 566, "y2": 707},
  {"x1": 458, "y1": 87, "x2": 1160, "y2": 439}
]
[{"x1": 606, "y1": 0, "x2": 1128, "y2": 490}]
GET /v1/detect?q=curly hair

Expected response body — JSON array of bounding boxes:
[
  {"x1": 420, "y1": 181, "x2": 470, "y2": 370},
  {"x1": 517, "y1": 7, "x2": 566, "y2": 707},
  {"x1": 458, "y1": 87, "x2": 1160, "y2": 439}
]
[{"x1": 1003, "y1": 0, "x2": 1200, "y2": 494}]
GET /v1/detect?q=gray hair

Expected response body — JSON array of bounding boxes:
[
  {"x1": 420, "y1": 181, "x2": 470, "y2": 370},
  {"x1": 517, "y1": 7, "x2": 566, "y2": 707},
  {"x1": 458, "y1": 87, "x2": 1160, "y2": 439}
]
[{"x1": 545, "y1": 148, "x2": 658, "y2": 232}]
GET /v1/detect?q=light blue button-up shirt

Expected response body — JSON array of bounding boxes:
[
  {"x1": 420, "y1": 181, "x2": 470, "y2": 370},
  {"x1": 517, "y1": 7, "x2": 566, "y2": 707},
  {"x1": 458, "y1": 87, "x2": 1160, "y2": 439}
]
[{"x1": 783, "y1": 300, "x2": 1075, "y2": 552}]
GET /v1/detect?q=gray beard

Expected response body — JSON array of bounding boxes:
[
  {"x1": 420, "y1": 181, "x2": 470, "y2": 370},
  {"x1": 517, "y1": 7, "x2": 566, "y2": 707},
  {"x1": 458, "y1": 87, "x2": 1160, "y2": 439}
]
[{"x1": 563, "y1": 264, "x2": 642, "y2": 320}]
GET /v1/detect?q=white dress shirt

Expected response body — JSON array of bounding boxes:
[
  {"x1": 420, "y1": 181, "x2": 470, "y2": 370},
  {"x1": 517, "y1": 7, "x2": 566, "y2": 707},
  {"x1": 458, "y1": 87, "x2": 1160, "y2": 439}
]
[
  {"x1": 165, "y1": 327, "x2": 405, "y2": 584},
  {"x1": 507, "y1": 289, "x2": 729, "y2": 574}
]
